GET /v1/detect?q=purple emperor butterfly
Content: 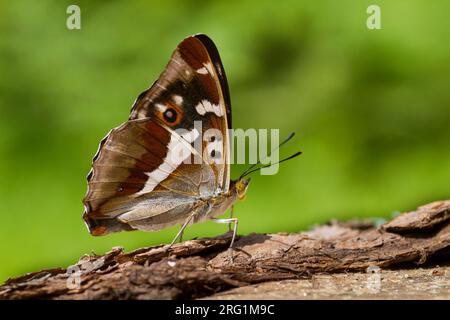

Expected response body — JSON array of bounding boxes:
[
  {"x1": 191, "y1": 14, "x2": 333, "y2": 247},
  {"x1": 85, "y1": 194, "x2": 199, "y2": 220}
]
[{"x1": 82, "y1": 34, "x2": 300, "y2": 250}]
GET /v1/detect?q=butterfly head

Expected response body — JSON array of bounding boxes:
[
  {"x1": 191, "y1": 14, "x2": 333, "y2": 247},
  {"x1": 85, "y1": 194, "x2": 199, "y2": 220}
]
[{"x1": 234, "y1": 178, "x2": 251, "y2": 200}]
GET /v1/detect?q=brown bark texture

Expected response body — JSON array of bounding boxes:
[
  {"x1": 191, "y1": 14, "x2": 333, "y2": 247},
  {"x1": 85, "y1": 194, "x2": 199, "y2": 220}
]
[{"x1": 1, "y1": 200, "x2": 449, "y2": 300}]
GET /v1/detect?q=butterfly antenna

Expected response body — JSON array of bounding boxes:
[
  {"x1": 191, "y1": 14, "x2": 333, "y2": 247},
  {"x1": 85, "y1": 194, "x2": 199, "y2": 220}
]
[
  {"x1": 240, "y1": 151, "x2": 302, "y2": 178},
  {"x1": 239, "y1": 132, "x2": 297, "y2": 180}
]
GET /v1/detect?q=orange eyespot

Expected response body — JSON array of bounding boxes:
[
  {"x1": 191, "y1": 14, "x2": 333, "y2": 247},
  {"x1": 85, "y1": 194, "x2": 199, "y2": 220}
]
[
  {"x1": 163, "y1": 108, "x2": 177, "y2": 123},
  {"x1": 91, "y1": 226, "x2": 107, "y2": 236},
  {"x1": 158, "y1": 102, "x2": 183, "y2": 126}
]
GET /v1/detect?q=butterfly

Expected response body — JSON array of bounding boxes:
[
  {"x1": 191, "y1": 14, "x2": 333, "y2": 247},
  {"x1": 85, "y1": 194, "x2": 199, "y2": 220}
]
[{"x1": 82, "y1": 34, "x2": 300, "y2": 252}]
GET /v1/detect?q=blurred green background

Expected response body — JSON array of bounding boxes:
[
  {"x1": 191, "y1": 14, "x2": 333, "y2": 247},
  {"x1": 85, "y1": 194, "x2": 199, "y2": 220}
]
[{"x1": 1, "y1": 0, "x2": 449, "y2": 283}]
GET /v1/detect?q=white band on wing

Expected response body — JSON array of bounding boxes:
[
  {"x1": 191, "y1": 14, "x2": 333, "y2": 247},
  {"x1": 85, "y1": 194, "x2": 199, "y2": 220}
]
[
  {"x1": 135, "y1": 128, "x2": 199, "y2": 196},
  {"x1": 195, "y1": 100, "x2": 223, "y2": 117}
]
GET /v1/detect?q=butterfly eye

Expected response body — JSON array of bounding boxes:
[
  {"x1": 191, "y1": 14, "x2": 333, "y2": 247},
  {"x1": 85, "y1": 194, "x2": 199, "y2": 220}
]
[{"x1": 163, "y1": 108, "x2": 177, "y2": 123}]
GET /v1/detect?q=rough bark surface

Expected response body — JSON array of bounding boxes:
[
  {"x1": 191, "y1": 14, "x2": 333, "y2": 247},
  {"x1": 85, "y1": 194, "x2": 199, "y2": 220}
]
[
  {"x1": 1, "y1": 200, "x2": 449, "y2": 300},
  {"x1": 205, "y1": 265, "x2": 450, "y2": 299}
]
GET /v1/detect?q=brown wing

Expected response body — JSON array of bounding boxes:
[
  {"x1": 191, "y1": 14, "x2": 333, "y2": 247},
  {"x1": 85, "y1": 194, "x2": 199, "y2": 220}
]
[
  {"x1": 129, "y1": 34, "x2": 232, "y2": 192},
  {"x1": 82, "y1": 117, "x2": 217, "y2": 235},
  {"x1": 82, "y1": 34, "x2": 231, "y2": 236}
]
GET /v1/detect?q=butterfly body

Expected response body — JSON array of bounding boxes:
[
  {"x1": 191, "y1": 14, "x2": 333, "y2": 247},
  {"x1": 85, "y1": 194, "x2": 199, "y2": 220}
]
[{"x1": 82, "y1": 34, "x2": 247, "y2": 240}]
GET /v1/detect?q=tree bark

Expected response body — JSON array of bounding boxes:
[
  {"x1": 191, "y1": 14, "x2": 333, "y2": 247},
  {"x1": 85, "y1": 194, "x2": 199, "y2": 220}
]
[{"x1": 1, "y1": 200, "x2": 449, "y2": 300}]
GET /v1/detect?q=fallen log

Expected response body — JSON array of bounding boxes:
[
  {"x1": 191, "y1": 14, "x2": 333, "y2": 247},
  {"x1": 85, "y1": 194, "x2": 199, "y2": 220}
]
[{"x1": 1, "y1": 200, "x2": 449, "y2": 300}]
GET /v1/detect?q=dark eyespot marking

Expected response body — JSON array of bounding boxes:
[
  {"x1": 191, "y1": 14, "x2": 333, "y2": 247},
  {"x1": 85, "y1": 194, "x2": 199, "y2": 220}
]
[
  {"x1": 211, "y1": 150, "x2": 221, "y2": 159},
  {"x1": 163, "y1": 108, "x2": 177, "y2": 123},
  {"x1": 210, "y1": 136, "x2": 216, "y2": 142}
]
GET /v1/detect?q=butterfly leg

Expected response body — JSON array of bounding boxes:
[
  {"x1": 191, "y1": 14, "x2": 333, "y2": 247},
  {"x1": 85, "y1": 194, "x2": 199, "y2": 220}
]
[
  {"x1": 228, "y1": 206, "x2": 234, "y2": 232},
  {"x1": 178, "y1": 225, "x2": 184, "y2": 243},
  {"x1": 167, "y1": 211, "x2": 196, "y2": 250},
  {"x1": 212, "y1": 217, "x2": 238, "y2": 260}
]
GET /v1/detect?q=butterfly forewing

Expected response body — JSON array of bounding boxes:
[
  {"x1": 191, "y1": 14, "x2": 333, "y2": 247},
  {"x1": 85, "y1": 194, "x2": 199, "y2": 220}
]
[{"x1": 83, "y1": 34, "x2": 232, "y2": 236}]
